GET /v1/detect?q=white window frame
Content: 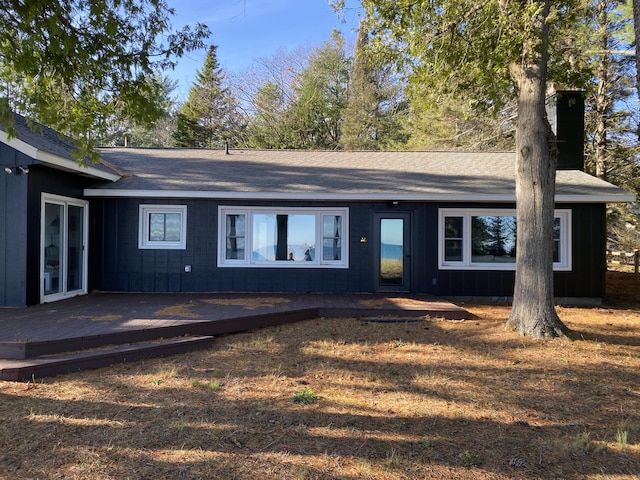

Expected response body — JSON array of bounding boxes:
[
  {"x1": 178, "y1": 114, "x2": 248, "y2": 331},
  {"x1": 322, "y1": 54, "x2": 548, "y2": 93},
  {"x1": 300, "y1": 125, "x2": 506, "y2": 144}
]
[
  {"x1": 218, "y1": 206, "x2": 349, "y2": 268},
  {"x1": 438, "y1": 208, "x2": 571, "y2": 271},
  {"x1": 138, "y1": 204, "x2": 187, "y2": 250}
]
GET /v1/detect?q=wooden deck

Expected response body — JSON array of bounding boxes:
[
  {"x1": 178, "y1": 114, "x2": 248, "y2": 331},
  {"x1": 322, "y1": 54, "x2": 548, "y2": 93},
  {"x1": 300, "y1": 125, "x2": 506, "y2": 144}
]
[{"x1": 0, "y1": 292, "x2": 471, "y2": 381}]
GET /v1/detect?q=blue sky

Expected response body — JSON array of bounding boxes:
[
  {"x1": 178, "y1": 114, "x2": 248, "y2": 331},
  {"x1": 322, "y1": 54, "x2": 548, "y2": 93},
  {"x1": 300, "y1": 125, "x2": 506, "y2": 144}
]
[{"x1": 166, "y1": 0, "x2": 361, "y2": 98}]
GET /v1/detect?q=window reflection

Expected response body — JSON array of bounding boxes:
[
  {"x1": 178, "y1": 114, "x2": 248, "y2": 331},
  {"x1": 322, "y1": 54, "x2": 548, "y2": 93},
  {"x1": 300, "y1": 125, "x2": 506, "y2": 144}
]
[
  {"x1": 149, "y1": 213, "x2": 181, "y2": 242},
  {"x1": 252, "y1": 214, "x2": 316, "y2": 262}
]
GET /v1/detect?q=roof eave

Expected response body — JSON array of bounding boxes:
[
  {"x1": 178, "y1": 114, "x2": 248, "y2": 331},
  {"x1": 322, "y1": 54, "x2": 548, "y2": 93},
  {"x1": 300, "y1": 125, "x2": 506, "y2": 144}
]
[
  {"x1": 0, "y1": 130, "x2": 121, "y2": 182},
  {"x1": 82, "y1": 189, "x2": 636, "y2": 203}
]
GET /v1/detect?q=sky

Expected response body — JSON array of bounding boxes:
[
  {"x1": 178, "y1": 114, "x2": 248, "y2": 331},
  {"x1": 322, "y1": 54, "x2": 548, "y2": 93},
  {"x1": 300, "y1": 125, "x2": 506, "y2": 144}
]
[{"x1": 165, "y1": 0, "x2": 361, "y2": 99}]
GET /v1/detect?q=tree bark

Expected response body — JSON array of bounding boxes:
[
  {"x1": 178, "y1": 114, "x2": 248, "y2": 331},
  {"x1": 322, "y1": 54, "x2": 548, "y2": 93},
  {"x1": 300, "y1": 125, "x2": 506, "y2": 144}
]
[
  {"x1": 505, "y1": 0, "x2": 569, "y2": 338},
  {"x1": 594, "y1": 0, "x2": 610, "y2": 180},
  {"x1": 633, "y1": 0, "x2": 640, "y2": 140}
]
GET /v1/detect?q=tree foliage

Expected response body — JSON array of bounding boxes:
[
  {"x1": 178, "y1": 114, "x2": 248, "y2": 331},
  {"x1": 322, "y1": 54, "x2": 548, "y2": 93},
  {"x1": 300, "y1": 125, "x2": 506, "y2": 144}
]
[
  {"x1": 0, "y1": 0, "x2": 209, "y2": 161},
  {"x1": 174, "y1": 45, "x2": 244, "y2": 148},
  {"x1": 584, "y1": 0, "x2": 640, "y2": 250},
  {"x1": 286, "y1": 30, "x2": 350, "y2": 149},
  {"x1": 93, "y1": 74, "x2": 179, "y2": 147},
  {"x1": 342, "y1": 0, "x2": 593, "y2": 338},
  {"x1": 341, "y1": 22, "x2": 409, "y2": 150}
]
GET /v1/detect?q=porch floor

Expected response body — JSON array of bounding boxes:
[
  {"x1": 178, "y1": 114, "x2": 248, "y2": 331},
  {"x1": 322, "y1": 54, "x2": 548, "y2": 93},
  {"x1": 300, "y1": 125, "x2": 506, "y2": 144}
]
[{"x1": 0, "y1": 292, "x2": 471, "y2": 381}]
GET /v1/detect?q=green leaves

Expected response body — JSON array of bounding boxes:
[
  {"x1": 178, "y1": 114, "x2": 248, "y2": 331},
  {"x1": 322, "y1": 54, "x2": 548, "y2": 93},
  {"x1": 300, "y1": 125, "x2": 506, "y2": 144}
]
[{"x1": 0, "y1": 0, "x2": 209, "y2": 162}]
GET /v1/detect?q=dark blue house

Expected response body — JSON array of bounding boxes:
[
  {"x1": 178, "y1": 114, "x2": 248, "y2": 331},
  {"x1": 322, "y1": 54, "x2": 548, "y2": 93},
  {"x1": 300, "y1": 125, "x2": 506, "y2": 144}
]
[{"x1": 1, "y1": 92, "x2": 635, "y2": 307}]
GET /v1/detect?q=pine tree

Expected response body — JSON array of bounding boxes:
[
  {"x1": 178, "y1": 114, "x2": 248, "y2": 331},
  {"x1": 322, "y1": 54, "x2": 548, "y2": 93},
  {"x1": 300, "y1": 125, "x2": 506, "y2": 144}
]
[
  {"x1": 341, "y1": 24, "x2": 379, "y2": 150},
  {"x1": 174, "y1": 45, "x2": 243, "y2": 148},
  {"x1": 0, "y1": 0, "x2": 208, "y2": 161},
  {"x1": 349, "y1": 0, "x2": 593, "y2": 338},
  {"x1": 585, "y1": 0, "x2": 640, "y2": 251},
  {"x1": 287, "y1": 30, "x2": 349, "y2": 149},
  {"x1": 341, "y1": 23, "x2": 409, "y2": 150}
]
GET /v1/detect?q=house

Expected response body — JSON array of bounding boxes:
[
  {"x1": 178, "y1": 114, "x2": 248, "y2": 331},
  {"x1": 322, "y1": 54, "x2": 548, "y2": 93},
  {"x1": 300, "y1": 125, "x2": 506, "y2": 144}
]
[{"x1": 1, "y1": 92, "x2": 635, "y2": 308}]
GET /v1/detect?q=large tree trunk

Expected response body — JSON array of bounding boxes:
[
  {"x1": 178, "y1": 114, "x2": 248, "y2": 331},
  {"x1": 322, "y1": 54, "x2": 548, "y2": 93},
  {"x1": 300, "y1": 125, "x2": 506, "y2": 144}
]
[
  {"x1": 594, "y1": 0, "x2": 610, "y2": 180},
  {"x1": 633, "y1": 0, "x2": 640, "y2": 140},
  {"x1": 505, "y1": 0, "x2": 570, "y2": 338}
]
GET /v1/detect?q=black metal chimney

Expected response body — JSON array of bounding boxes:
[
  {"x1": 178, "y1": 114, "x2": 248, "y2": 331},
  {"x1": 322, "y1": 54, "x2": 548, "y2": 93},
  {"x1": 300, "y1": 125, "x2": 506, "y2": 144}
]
[{"x1": 546, "y1": 89, "x2": 585, "y2": 171}]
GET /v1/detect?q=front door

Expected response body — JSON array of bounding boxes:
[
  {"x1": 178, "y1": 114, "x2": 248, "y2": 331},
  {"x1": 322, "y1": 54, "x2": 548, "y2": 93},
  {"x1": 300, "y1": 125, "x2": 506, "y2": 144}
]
[
  {"x1": 41, "y1": 194, "x2": 88, "y2": 303},
  {"x1": 374, "y1": 213, "x2": 411, "y2": 292}
]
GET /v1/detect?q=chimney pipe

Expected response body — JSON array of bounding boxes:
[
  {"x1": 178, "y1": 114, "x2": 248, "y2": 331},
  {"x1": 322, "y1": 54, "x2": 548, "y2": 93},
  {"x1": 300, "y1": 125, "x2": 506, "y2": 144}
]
[{"x1": 546, "y1": 90, "x2": 585, "y2": 171}]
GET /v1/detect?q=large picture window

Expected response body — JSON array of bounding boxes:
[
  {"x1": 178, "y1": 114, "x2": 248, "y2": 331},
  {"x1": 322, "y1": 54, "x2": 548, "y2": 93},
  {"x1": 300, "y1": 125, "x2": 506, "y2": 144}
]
[
  {"x1": 439, "y1": 209, "x2": 571, "y2": 270},
  {"x1": 139, "y1": 205, "x2": 187, "y2": 249},
  {"x1": 218, "y1": 207, "x2": 348, "y2": 268}
]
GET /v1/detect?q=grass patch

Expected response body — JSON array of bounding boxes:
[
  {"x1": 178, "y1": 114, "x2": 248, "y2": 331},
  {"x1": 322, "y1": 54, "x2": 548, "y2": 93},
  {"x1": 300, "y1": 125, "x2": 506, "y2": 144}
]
[
  {"x1": 191, "y1": 379, "x2": 222, "y2": 391},
  {"x1": 291, "y1": 387, "x2": 319, "y2": 405}
]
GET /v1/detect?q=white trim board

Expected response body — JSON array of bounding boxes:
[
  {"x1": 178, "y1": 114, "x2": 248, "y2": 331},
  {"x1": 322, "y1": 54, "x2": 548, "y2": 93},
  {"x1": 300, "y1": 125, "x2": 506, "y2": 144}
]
[
  {"x1": 0, "y1": 130, "x2": 120, "y2": 182},
  {"x1": 82, "y1": 188, "x2": 636, "y2": 204}
]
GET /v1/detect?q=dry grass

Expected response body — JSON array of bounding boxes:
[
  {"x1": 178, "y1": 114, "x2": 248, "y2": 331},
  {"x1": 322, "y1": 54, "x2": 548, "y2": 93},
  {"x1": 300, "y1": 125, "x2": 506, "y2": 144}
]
[{"x1": 1, "y1": 274, "x2": 640, "y2": 479}]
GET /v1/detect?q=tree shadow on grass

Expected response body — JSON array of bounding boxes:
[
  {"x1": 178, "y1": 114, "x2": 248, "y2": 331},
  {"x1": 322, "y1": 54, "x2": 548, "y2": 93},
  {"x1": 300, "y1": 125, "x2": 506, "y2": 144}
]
[{"x1": 1, "y1": 313, "x2": 639, "y2": 479}]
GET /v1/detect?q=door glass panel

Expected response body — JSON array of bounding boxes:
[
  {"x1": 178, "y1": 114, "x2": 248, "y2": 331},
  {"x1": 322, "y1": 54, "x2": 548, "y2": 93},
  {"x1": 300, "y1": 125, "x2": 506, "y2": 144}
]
[
  {"x1": 66, "y1": 205, "x2": 84, "y2": 292},
  {"x1": 44, "y1": 203, "x2": 63, "y2": 295},
  {"x1": 380, "y1": 218, "x2": 404, "y2": 285}
]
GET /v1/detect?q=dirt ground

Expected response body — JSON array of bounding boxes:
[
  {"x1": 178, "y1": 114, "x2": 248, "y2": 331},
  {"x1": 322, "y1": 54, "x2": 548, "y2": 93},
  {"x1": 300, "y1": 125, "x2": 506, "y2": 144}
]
[{"x1": 0, "y1": 270, "x2": 638, "y2": 479}]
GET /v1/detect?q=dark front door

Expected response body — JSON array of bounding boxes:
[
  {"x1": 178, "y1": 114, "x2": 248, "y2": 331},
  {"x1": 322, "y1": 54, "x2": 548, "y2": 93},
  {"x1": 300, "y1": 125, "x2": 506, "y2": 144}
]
[{"x1": 374, "y1": 213, "x2": 411, "y2": 292}]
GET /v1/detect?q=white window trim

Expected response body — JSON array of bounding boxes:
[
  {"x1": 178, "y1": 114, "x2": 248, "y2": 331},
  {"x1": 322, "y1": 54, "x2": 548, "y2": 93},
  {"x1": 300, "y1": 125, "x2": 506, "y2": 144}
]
[
  {"x1": 218, "y1": 206, "x2": 349, "y2": 268},
  {"x1": 438, "y1": 208, "x2": 572, "y2": 271},
  {"x1": 138, "y1": 204, "x2": 187, "y2": 250}
]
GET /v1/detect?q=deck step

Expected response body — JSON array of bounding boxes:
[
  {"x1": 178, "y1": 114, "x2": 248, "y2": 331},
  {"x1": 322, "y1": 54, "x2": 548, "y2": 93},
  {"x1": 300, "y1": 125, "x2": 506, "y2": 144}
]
[
  {"x1": 0, "y1": 335, "x2": 215, "y2": 382},
  {"x1": 0, "y1": 308, "x2": 321, "y2": 360}
]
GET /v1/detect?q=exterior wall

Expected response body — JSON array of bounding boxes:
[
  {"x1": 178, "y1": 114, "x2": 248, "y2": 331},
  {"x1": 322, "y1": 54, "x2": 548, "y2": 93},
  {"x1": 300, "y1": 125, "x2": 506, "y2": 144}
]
[
  {"x1": 0, "y1": 143, "x2": 30, "y2": 306},
  {"x1": 91, "y1": 199, "x2": 380, "y2": 294},
  {"x1": 432, "y1": 202, "x2": 606, "y2": 300},
  {"x1": 0, "y1": 150, "x2": 95, "y2": 307},
  {"x1": 24, "y1": 165, "x2": 96, "y2": 306},
  {"x1": 89, "y1": 198, "x2": 607, "y2": 300}
]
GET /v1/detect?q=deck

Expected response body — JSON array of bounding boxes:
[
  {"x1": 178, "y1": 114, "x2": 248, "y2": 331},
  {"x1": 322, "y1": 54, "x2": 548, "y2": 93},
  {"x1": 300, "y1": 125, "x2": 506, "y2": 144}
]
[{"x1": 0, "y1": 292, "x2": 471, "y2": 381}]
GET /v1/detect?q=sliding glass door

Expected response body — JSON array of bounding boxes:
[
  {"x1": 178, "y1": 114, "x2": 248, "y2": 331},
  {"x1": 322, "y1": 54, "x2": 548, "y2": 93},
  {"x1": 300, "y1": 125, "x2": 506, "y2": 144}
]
[{"x1": 41, "y1": 194, "x2": 88, "y2": 302}]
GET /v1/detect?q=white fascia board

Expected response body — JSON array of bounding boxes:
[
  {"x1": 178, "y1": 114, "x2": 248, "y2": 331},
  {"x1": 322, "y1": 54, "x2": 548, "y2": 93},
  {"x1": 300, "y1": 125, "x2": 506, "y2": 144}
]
[
  {"x1": 0, "y1": 130, "x2": 38, "y2": 157},
  {"x1": 555, "y1": 193, "x2": 636, "y2": 203},
  {"x1": 0, "y1": 130, "x2": 120, "y2": 182},
  {"x1": 83, "y1": 189, "x2": 516, "y2": 201},
  {"x1": 37, "y1": 150, "x2": 121, "y2": 182},
  {"x1": 83, "y1": 189, "x2": 636, "y2": 203}
]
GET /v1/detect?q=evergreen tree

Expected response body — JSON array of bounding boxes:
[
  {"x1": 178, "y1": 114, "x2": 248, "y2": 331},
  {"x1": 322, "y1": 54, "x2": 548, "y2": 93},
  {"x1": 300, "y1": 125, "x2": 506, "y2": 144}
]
[
  {"x1": 246, "y1": 81, "x2": 296, "y2": 148},
  {"x1": 341, "y1": 23, "x2": 409, "y2": 150},
  {"x1": 0, "y1": 0, "x2": 209, "y2": 161},
  {"x1": 405, "y1": 88, "x2": 516, "y2": 151},
  {"x1": 584, "y1": 0, "x2": 640, "y2": 251},
  {"x1": 287, "y1": 30, "x2": 350, "y2": 149},
  {"x1": 174, "y1": 45, "x2": 244, "y2": 148},
  {"x1": 342, "y1": 0, "x2": 593, "y2": 338},
  {"x1": 94, "y1": 75, "x2": 179, "y2": 147}
]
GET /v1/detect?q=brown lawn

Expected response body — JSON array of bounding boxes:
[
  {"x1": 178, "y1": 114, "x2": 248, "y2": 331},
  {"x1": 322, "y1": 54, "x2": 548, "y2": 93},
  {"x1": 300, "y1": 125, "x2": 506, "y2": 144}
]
[{"x1": 0, "y1": 272, "x2": 639, "y2": 479}]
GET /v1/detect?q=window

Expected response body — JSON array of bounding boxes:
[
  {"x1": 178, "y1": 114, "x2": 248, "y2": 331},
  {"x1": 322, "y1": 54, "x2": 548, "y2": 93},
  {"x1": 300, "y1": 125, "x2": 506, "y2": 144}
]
[
  {"x1": 218, "y1": 207, "x2": 348, "y2": 268},
  {"x1": 439, "y1": 209, "x2": 571, "y2": 270},
  {"x1": 139, "y1": 205, "x2": 187, "y2": 249}
]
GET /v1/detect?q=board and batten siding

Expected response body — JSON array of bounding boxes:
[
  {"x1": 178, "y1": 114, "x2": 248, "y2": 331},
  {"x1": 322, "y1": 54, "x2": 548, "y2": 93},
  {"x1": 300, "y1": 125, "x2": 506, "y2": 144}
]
[
  {"x1": 89, "y1": 198, "x2": 607, "y2": 300},
  {"x1": 25, "y1": 165, "x2": 95, "y2": 306},
  {"x1": 432, "y1": 202, "x2": 606, "y2": 300},
  {"x1": 91, "y1": 200, "x2": 380, "y2": 294},
  {"x1": 0, "y1": 143, "x2": 30, "y2": 306}
]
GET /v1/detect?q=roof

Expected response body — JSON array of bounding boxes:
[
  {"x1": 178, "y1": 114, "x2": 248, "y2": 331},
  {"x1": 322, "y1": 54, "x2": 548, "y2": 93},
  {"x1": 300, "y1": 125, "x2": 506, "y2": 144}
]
[
  {"x1": 0, "y1": 113, "x2": 120, "y2": 181},
  {"x1": 85, "y1": 147, "x2": 635, "y2": 203}
]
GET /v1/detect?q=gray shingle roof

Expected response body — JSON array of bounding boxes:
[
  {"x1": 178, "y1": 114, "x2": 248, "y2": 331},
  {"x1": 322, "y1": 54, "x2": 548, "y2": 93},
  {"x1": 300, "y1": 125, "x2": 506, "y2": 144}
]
[
  {"x1": 3, "y1": 113, "x2": 120, "y2": 179},
  {"x1": 89, "y1": 147, "x2": 634, "y2": 202}
]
